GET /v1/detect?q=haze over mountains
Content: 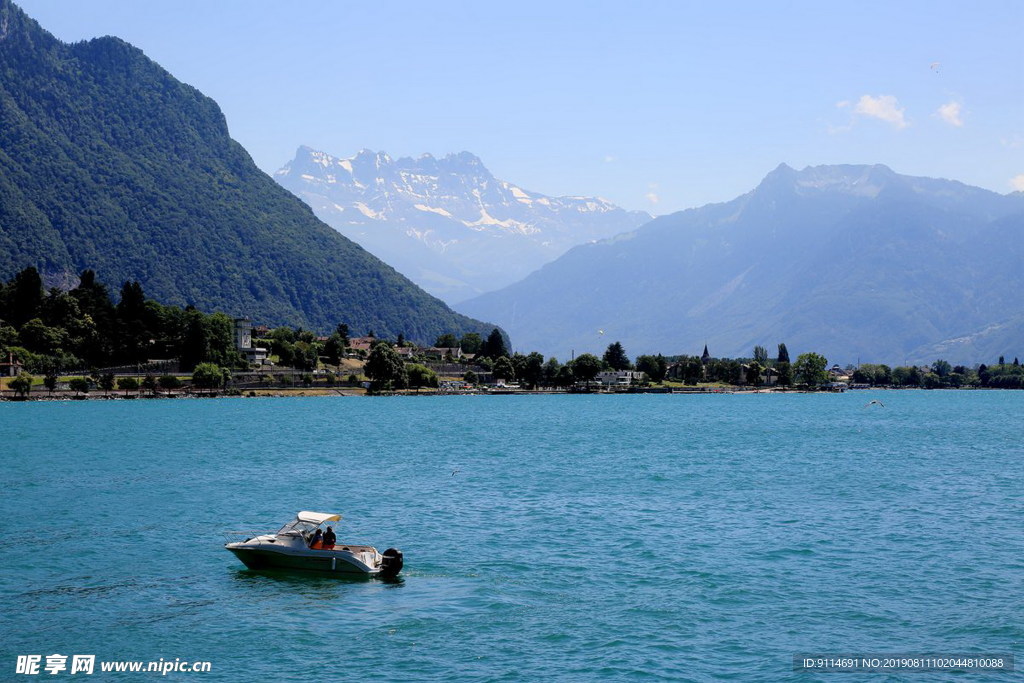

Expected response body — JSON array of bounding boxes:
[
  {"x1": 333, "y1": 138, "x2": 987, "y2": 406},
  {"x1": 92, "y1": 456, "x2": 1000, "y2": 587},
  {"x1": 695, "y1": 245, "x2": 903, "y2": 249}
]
[
  {"x1": 3, "y1": 0, "x2": 1020, "y2": 365},
  {"x1": 275, "y1": 146, "x2": 651, "y2": 303},
  {"x1": 459, "y1": 164, "x2": 1024, "y2": 366},
  {"x1": 0, "y1": 0, "x2": 496, "y2": 342}
]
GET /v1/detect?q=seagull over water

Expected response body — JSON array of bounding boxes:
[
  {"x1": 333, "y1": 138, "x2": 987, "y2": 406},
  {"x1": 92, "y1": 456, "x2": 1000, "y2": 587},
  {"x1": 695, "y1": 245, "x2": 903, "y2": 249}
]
[{"x1": 864, "y1": 399, "x2": 885, "y2": 408}]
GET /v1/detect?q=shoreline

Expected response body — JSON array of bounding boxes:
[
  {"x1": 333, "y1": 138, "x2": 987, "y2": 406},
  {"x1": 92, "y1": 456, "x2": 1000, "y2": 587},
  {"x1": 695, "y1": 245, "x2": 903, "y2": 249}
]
[{"x1": 0, "y1": 385, "x2": 1007, "y2": 402}]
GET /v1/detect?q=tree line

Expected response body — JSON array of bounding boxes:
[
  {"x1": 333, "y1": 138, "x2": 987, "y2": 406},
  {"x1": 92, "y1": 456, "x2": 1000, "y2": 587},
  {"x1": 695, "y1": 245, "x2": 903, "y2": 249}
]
[
  {"x1": 850, "y1": 358, "x2": 1023, "y2": 389},
  {"x1": 3, "y1": 266, "x2": 1020, "y2": 395},
  {"x1": 362, "y1": 338, "x2": 826, "y2": 392},
  {"x1": 0, "y1": 267, "x2": 243, "y2": 377}
]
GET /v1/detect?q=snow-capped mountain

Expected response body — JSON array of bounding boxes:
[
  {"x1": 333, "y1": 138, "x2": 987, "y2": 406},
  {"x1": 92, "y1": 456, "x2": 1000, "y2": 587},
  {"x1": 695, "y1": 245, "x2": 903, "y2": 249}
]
[{"x1": 274, "y1": 146, "x2": 652, "y2": 302}]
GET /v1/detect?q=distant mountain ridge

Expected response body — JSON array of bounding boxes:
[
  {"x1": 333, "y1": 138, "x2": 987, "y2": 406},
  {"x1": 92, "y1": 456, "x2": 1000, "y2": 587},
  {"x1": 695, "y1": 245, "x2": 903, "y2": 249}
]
[
  {"x1": 275, "y1": 146, "x2": 651, "y2": 302},
  {"x1": 0, "y1": 0, "x2": 497, "y2": 343},
  {"x1": 458, "y1": 163, "x2": 1024, "y2": 365}
]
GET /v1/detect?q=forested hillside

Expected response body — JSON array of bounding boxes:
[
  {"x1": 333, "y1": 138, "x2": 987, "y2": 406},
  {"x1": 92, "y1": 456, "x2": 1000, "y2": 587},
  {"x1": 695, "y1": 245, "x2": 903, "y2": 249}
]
[{"x1": 0, "y1": 0, "x2": 497, "y2": 343}]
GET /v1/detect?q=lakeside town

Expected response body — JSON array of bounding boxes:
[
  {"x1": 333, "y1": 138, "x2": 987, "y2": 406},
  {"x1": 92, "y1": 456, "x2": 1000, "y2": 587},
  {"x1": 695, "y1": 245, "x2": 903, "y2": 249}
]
[
  {"x1": 1, "y1": 267, "x2": 1022, "y2": 400},
  {"x1": 4, "y1": 309, "x2": 1023, "y2": 400}
]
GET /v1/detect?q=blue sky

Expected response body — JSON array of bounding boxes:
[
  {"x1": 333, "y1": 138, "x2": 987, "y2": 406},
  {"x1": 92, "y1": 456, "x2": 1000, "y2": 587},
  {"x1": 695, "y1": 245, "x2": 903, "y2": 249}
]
[{"x1": 17, "y1": 0, "x2": 1024, "y2": 213}]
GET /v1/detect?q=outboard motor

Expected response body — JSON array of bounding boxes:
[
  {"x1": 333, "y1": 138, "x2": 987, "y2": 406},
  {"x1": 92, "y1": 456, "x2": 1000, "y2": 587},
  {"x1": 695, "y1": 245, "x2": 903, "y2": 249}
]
[{"x1": 380, "y1": 548, "x2": 403, "y2": 578}]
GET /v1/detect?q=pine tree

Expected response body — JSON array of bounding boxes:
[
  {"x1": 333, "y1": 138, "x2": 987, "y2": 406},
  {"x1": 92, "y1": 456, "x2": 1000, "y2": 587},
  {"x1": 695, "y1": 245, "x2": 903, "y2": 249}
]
[
  {"x1": 753, "y1": 345, "x2": 769, "y2": 364},
  {"x1": 335, "y1": 323, "x2": 349, "y2": 348},
  {"x1": 480, "y1": 328, "x2": 508, "y2": 359},
  {"x1": 603, "y1": 342, "x2": 631, "y2": 370},
  {"x1": 777, "y1": 343, "x2": 790, "y2": 364},
  {"x1": 8, "y1": 267, "x2": 44, "y2": 327}
]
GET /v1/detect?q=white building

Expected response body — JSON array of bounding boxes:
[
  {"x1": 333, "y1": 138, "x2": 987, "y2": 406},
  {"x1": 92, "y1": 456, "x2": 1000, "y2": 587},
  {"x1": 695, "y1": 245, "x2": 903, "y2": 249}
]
[
  {"x1": 597, "y1": 370, "x2": 644, "y2": 386},
  {"x1": 234, "y1": 318, "x2": 268, "y2": 366}
]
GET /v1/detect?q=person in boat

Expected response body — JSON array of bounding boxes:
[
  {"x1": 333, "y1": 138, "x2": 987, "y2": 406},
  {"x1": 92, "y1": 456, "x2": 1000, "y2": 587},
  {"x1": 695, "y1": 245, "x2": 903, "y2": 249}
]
[
  {"x1": 322, "y1": 526, "x2": 336, "y2": 549},
  {"x1": 309, "y1": 528, "x2": 323, "y2": 549}
]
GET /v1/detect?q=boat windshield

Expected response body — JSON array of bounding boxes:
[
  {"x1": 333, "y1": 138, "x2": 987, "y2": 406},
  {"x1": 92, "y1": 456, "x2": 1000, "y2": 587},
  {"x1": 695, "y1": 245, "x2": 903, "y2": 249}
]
[{"x1": 276, "y1": 518, "x2": 320, "y2": 537}]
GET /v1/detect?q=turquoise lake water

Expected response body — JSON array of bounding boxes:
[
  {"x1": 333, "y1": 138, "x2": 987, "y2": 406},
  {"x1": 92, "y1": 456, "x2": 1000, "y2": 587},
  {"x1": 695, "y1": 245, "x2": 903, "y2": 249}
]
[{"x1": 1, "y1": 392, "x2": 1021, "y2": 680}]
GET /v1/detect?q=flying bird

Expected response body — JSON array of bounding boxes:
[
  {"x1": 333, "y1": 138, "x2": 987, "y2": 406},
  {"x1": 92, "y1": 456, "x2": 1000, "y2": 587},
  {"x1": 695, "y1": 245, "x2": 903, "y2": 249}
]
[
  {"x1": 451, "y1": 469, "x2": 460, "y2": 477},
  {"x1": 930, "y1": 61, "x2": 941, "y2": 73},
  {"x1": 864, "y1": 399, "x2": 885, "y2": 408}
]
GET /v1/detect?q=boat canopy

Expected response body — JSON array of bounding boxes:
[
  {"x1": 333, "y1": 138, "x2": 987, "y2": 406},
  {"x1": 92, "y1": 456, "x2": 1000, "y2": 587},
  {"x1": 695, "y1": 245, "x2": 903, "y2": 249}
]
[
  {"x1": 296, "y1": 511, "x2": 341, "y2": 525},
  {"x1": 276, "y1": 511, "x2": 343, "y2": 537}
]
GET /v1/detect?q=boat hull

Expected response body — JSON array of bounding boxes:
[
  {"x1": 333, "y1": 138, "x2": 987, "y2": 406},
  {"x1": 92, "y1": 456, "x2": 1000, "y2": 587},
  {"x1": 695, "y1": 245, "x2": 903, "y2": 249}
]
[
  {"x1": 223, "y1": 519, "x2": 402, "y2": 578},
  {"x1": 226, "y1": 546, "x2": 377, "y2": 576}
]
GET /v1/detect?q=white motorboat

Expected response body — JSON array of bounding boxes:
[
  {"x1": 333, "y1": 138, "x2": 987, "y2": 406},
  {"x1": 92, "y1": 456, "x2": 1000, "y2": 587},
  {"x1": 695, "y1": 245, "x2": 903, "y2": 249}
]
[{"x1": 225, "y1": 511, "x2": 403, "y2": 578}]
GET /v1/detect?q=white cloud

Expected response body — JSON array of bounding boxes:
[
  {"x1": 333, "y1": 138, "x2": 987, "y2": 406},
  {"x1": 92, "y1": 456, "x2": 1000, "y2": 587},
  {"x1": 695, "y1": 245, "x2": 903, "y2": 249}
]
[
  {"x1": 603, "y1": 155, "x2": 616, "y2": 163},
  {"x1": 1010, "y1": 174, "x2": 1024, "y2": 192},
  {"x1": 1000, "y1": 134, "x2": 1023, "y2": 149},
  {"x1": 644, "y1": 183, "x2": 659, "y2": 205},
  {"x1": 936, "y1": 101, "x2": 964, "y2": 127},
  {"x1": 853, "y1": 94, "x2": 908, "y2": 129},
  {"x1": 835, "y1": 100, "x2": 851, "y2": 109}
]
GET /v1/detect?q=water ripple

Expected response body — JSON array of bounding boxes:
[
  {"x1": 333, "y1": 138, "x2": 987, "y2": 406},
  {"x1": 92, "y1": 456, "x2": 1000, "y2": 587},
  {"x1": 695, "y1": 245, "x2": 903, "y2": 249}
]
[{"x1": 1, "y1": 392, "x2": 1021, "y2": 679}]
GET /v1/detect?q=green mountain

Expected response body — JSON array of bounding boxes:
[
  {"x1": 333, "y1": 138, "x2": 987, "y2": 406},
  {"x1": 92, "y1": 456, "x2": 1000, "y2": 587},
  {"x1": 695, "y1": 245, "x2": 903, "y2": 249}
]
[{"x1": 0, "y1": 0, "x2": 497, "y2": 343}]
